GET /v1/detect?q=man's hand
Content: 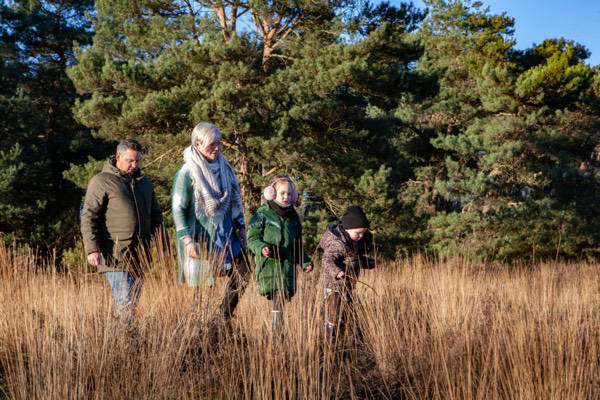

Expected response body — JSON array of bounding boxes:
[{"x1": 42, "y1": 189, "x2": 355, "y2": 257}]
[
  {"x1": 261, "y1": 246, "x2": 272, "y2": 257},
  {"x1": 87, "y1": 252, "x2": 102, "y2": 266},
  {"x1": 336, "y1": 270, "x2": 345, "y2": 280},
  {"x1": 304, "y1": 265, "x2": 313, "y2": 273}
]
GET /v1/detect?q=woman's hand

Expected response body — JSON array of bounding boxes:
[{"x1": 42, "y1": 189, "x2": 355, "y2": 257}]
[
  {"x1": 185, "y1": 241, "x2": 200, "y2": 259},
  {"x1": 261, "y1": 246, "x2": 272, "y2": 257},
  {"x1": 335, "y1": 270, "x2": 345, "y2": 280},
  {"x1": 237, "y1": 227, "x2": 247, "y2": 246}
]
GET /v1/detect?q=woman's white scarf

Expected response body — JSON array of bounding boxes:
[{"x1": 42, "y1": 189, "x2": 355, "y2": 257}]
[{"x1": 183, "y1": 145, "x2": 242, "y2": 225}]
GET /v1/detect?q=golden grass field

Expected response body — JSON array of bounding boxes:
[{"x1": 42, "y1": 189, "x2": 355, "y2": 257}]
[{"x1": 1, "y1": 241, "x2": 598, "y2": 399}]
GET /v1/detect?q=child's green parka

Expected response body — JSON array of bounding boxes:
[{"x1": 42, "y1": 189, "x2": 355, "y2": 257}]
[{"x1": 247, "y1": 203, "x2": 311, "y2": 296}]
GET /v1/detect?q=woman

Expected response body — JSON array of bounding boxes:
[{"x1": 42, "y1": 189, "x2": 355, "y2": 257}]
[{"x1": 172, "y1": 122, "x2": 248, "y2": 323}]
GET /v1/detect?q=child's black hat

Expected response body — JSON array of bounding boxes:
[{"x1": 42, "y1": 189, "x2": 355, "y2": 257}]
[{"x1": 341, "y1": 206, "x2": 370, "y2": 230}]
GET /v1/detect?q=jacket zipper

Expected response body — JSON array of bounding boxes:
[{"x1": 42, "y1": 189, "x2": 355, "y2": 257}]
[{"x1": 130, "y1": 179, "x2": 142, "y2": 238}]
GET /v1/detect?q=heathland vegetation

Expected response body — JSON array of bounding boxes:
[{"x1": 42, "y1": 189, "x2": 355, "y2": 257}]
[
  {"x1": 1, "y1": 242, "x2": 598, "y2": 399},
  {"x1": 1, "y1": 0, "x2": 600, "y2": 397}
]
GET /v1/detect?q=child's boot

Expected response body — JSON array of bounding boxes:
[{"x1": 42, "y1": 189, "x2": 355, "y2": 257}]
[
  {"x1": 271, "y1": 309, "x2": 282, "y2": 333},
  {"x1": 271, "y1": 290, "x2": 285, "y2": 333},
  {"x1": 325, "y1": 321, "x2": 336, "y2": 346}
]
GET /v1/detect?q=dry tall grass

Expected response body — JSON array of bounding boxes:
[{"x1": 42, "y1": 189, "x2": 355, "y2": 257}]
[{"x1": 1, "y1": 241, "x2": 598, "y2": 399}]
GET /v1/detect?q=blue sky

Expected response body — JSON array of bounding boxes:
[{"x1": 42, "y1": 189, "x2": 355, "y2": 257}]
[{"x1": 402, "y1": 0, "x2": 600, "y2": 66}]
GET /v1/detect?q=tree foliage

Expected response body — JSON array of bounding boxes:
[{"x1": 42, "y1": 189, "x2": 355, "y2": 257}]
[
  {"x1": 0, "y1": 0, "x2": 101, "y2": 251},
  {"x1": 67, "y1": 0, "x2": 432, "y2": 255},
  {"x1": 3, "y1": 0, "x2": 600, "y2": 262},
  {"x1": 400, "y1": 0, "x2": 600, "y2": 261}
]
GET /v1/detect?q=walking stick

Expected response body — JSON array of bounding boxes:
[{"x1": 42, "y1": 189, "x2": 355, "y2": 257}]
[{"x1": 344, "y1": 275, "x2": 378, "y2": 295}]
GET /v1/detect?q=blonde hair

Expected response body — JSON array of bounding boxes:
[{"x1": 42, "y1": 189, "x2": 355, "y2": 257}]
[{"x1": 270, "y1": 176, "x2": 295, "y2": 191}]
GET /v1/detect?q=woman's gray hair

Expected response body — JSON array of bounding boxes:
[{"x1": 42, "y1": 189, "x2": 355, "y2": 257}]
[{"x1": 192, "y1": 122, "x2": 221, "y2": 148}]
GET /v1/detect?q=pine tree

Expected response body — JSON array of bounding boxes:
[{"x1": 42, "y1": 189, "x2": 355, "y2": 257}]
[
  {"x1": 402, "y1": 0, "x2": 600, "y2": 260},
  {"x1": 0, "y1": 0, "x2": 98, "y2": 251},
  {"x1": 0, "y1": 60, "x2": 52, "y2": 244},
  {"x1": 67, "y1": 0, "x2": 433, "y2": 254}
]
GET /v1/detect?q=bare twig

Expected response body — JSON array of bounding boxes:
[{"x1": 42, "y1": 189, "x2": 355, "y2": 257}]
[{"x1": 145, "y1": 147, "x2": 180, "y2": 167}]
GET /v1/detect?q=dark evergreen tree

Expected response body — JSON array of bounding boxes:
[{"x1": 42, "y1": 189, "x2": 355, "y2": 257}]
[
  {"x1": 0, "y1": 60, "x2": 51, "y2": 244},
  {"x1": 0, "y1": 0, "x2": 98, "y2": 251},
  {"x1": 401, "y1": 0, "x2": 600, "y2": 260},
  {"x1": 5, "y1": 0, "x2": 598, "y2": 262},
  {"x1": 67, "y1": 0, "x2": 433, "y2": 254}
]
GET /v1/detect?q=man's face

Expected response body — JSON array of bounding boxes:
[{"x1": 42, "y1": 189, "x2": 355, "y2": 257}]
[{"x1": 115, "y1": 149, "x2": 142, "y2": 174}]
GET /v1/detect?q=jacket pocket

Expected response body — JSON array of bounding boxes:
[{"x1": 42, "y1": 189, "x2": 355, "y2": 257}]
[
  {"x1": 111, "y1": 234, "x2": 134, "y2": 260},
  {"x1": 254, "y1": 254, "x2": 267, "y2": 275},
  {"x1": 257, "y1": 259, "x2": 284, "y2": 294}
]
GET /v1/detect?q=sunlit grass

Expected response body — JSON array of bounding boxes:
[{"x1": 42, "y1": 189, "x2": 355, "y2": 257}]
[{"x1": 1, "y1": 242, "x2": 598, "y2": 399}]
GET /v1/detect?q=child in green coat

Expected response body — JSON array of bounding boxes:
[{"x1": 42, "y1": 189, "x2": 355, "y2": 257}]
[{"x1": 247, "y1": 176, "x2": 313, "y2": 332}]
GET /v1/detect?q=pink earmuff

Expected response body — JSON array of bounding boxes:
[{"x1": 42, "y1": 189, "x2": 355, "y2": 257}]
[
  {"x1": 263, "y1": 178, "x2": 298, "y2": 202},
  {"x1": 263, "y1": 185, "x2": 276, "y2": 201}
]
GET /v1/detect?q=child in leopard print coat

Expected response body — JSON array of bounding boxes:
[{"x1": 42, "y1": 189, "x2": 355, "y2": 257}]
[{"x1": 319, "y1": 205, "x2": 381, "y2": 344}]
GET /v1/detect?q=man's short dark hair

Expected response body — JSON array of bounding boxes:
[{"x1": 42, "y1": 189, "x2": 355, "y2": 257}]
[{"x1": 117, "y1": 138, "x2": 143, "y2": 154}]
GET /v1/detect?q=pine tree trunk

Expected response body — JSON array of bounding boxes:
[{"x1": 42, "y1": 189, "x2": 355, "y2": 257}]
[{"x1": 234, "y1": 134, "x2": 256, "y2": 216}]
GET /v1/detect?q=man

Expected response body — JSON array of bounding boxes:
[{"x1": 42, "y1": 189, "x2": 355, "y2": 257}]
[{"x1": 81, "y1": 138, "x2": 165, "y2": 327}]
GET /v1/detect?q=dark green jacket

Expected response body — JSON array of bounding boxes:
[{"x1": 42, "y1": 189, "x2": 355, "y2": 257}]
[
  {"x1": 247, "y1": 203, "x2": 311, "y2": 296},
  {"x1": 81, "y1": 158, "x2": 164, "y2": 273}
]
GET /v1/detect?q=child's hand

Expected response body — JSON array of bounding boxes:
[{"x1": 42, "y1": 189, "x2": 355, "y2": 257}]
[
  {"x1": 336, "y1": 270, "x2": 345, "y2": 280},
  {"x1": 261, "y1": 246, "x2": 272, "y2": 257},
  {"x1": 304, "y1": 265, "x2": 313, "y2": 273}
]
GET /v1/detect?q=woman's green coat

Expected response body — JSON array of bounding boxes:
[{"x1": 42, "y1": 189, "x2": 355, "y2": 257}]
[{"x1": 247, "y1": 203, "x2": 311, "y2": 296}]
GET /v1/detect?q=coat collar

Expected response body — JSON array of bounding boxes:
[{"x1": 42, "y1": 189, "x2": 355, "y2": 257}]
[
  {"x1": 103, "y1": 157, "x2": 143, "y2": 181},
  {"x1": 258, "y1": 202, "x2": 299, "y2": 221}
]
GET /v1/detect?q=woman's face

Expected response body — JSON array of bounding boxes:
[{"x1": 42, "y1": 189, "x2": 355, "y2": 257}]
[
  {"x1": 197, "y1": 139, "x2": 220, "y2": 162},
  {"x1": 275, "y1": 181, "x2": 293, "y2": 206}
]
